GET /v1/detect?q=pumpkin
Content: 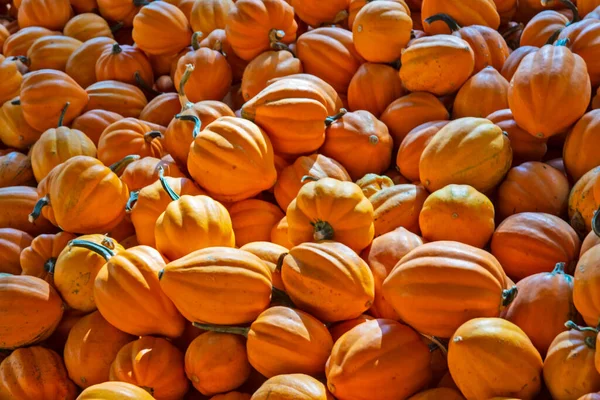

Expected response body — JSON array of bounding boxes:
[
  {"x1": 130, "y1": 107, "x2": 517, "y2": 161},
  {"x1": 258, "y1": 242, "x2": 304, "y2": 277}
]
[
  {"x1": 84, "y1": 80, "x2": 148, "y2": 118},
  {"x1": 420, "y1": 117, "x2": 512, "y2": 193},
  {"x1": 347, "y1": 63, "x2": 405, "y2": 118},
  {"x1": 240, "y1": 242, "x2": 286, "y2": 290},
  {"x1": 71, "y1": 109, "x2": 122, "y2": 146},
  {"x1": 184, "y1": 332, "x2": 251, "y2": 396},
  {"x1": 0, "y1": 60, "x2": 22, "y2": 106},
  {"x1": 574, "y1": 245, "x2": 600, "y2": 326},
  {"x1": 63, "y1": 13, "x2": 113, "y2": 42},
  {"x1": 352, "y1": 1, "x2": 412, "y2": 63},
  {"x1": 96, "y1": 0, "x2": 143, "y2": 27},
  {"x1": 65, "y1": 37, "x2": 116, "y2": 90},
  {"x1": 329, "y1": 314, "x2": 374, "y2": 342},
  {"x1": 271, "y1": 216, "x2": 294, "y2": 249},
  {"x1": 548, "y1": 158, "x2": 568, "y2": 175},
  {"x1": 0, "y1": 186, "x2": 54, "y2": 235},
  {"x1": 544, "y1": 323, "x2": 600, "y2": 400},
  {"x1": 198, "y1": 28, "x2": 249, "y2": 83},
  {"x1": 25, "y1": 35, "x2": 82, "y2": 72},
  {"x1": 110, "y1": 336, "x2": 189, "y2": 400},
  {"x1": 424, "y1": 13, "x2": 510, "y2": 72},
  {"x1": 214, "y1": 393, "x2": 252, "y2": 400},
  {"x1": 497, "y1": 161, "x2": 570, "y2": 220},
  {"x1": 187, "y1": 116, "x2": 277, "y2": 202},
  {"x1": 520, "y1": 3, "x2": 576, "y2": 47},
  {"x1": 419, "y1": 184, "x2": 495, "y2": 248},
  {"x1": 569, "y1": 167, "x2": 600, "y2": 237},
  {"x1": 487, "y1": 109, "x2": 547, "y2": 166},
  {"x1": 0, "y1": 274, "x2": 64, "y2": 349},
  {"x1": 225, "y1": 0, "x2": 297, "y2": 61},
  {"x1": 132, "y1": 1, "x2": 191, "y2": 55},
  {"x1": 97, "y1": 118, "x2": 164, "y2": 166},
  {"x1": 582, "y1": 230, "x2": 600, "y2": 256},
  {"x1": 3, "y1": 26, "x2": 56, "y2": 57},
  {"x1": 320, "y1": 109, "x2": 393, "y2": 180},
  {"x1": 241, "y1": 50, "x2": 303, "y2": 102},
  {"x1": 292, "y1": 0, "x2": 349, "y2": 26},
  {"x1": 281, "y1": 241, "x2": 374, "y2": 322},
  {"x1": 326, "y1": 319, "x2": 431, "y2": 400},
  {"x1": 0, "y1": 228, "x2": 32, "y2": 274},
  {"x1": 189, "y1": 0, "x2": 235, "y2": 36},
  {"x1": 20, "y1": 231, "x2": 76, "y2": 285},
  {"x1": 77, "y1": 381, "x2": 157, "y2": 400},
  {"x1": 408, "y1": 388, "x2": 465, "y2": 400},
  {"x1": 399, "y1": 35, "x2": 475, "y2": 96},
  {"x1": 580, "y1": 0, "x2": 600, "y2": 17},
  {"x1": 17, "y1": 0, "x2": 72, "y2": 30},
  {"x1": 296, "y1": 27, "x2": 363, "y2": 94},
  {"x1": 448, "y1": 318, "x2": 543, "y2": 400},
  {"x1": 266, "y1": 73, "x2": 344, "y2": 115},
  {"x1": 0, "y1": 151, "x2": 34, "y2": 188},
  {"x1": 139, "y1": 93, "x2": 181, "y2": 127},
  {"x1": 0, "y1": 346, "x2": 77, "y2": 400},
  {"x1": 0, "y1": 99, "x2": 42, "y2": 151},
  {"x1": 453, "y1": 67, "x2": 509, "y2": 119},
  {"x1": 96, "y1": 43, "x2": 153, "y2": 86},
  {"x1": 360, "y1": 227, "x2": 423, "y2": 319},
  {"x1": 557, "y1": 18, "x2": 600, "y2": 87},
  {"x1": 356, "y1": 173, "x2": 395, "y2": 198},
  {"x1": 348, "y1": 0, "x2": 411, "y2": 28},
  {"x1": 500, "y1": 45, "x2": 539, "y2": 81},
  {"x1": 421, "y1": 0, "x2": 500, "y2": 35},
  {"x1": 380, "y1": 92, "x2": 450, "y2": 147},
  {"x1": 118, "y1": 156, "x2": 184, "y2": 191},
  {"x1": 159, "y1": 247, "x2": 272, "y2": 325},
  {"x1": 579, "y1": 394, "x2": 600, "y2": 400},
  {"x1": 492, "y1": 212, "x2": 581, "y2": 280},
  {"x1": 396, "y1": 121, "x2": 449, "y2": 182},
  {"x1": 564, "y1": 110, "x2": 600, "y2": 182},
  {"x1": 20, "y1": 69, "x2": 89, "y2": 132},
  {"x1": 44, "y1": 308, "x2": 87, "y2": 354},
  {"x1": 252, "y1": 374, "x2": 331, "y2": 400},
  {"x1": 508, "y1": 44, "x2": 591, "y2": 139},
  {"x1": 369, "y1": 183, "x2": 429, "y2": 236},
  {"x1": 229, "y1": 200, "x2": 284, "y2": 247},
  {"x1": 286, "y1": 177, "x2": 374, "y2": 252}
]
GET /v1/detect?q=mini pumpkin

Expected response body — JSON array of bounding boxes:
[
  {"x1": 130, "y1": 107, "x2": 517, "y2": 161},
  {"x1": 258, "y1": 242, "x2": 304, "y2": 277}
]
[
  {"x1": 63, "y1": 13, "x2": 113, "y2": 42},
  {"x1": 19, "y1": 231, "x2": 76, "y2": 285},
  {"x1": 569, "y1": 166, "x2": 600, "y2": 237},
  {"x1": 65, "y1": 37, "x2": 117, "y2": 90},
  {"x1": 500, "y1": 45, "x2": 539, "y2": 81},
  {"x1": 0, "y1": 99, "x2": 42, "y2": 151},
  {"x1": 292, "y1": 0, "x2": 350, "y2": 26},
  {"x1": 84, "y1": 80, "x2": 148, "y2": 118},
  {"x1": 574, "y1": 245, "x2": 600, "y2": 326},
  {"x1": 368, "y1": 183, "x2": 429, "y2": 236},
  {"x1": 0, "y1": 228, "x2": 32, "y2": 274},
  {"x1": 97, "y1": 118, "x2": 165, "y2": 166},
  {"x1": 252, "y1": 374, "x2": 331, "y2": 400},
  {"x1": 0, "y1": 186, "x2": 54, "y2": 235},
  {"x1": 96, "y1": 43, "x2": 153, "y2": 86},
  {"x1": 421, "y1": 0, "x2": 500, "y2": 35},
  {"x1": 132, "y1": 1, "x2": 192, "y2": 55},
  {"x1": 396, "y1": 121, "x2": 449, "y2": 182},
  {"x1": 189, "y1": 0, "x2": 235, "y2": 36},
  {"x1": 229, "y1": 200, "x2": 284, "y2": 247},
  {"x1": 564, "y1": 110, "x2": 600, "y2": 182},
  {"x1": 453, "y1": 67, "x2": 509, "y2": 119},
  {"x1": 241, "y1": 49, "x2": 303, "y2": 102},
  {"x1": 347, "y1": 62, "x2": 405, "y2": 118},
  {"x1": 76, "y1": 381, "x2": 156, "y2": 400},
  {"x1": 0, "y1": 151, "x2": 35, "y2": 188},
  {"x1": 0, "y1": 59, "x2": 22, "y2": 106},
  {"x1": 3, "y1": 26, "x2": 57, "y2": 57},
  {"x1": 71, "y1": 109, "x2": 122, "y2": 146},
  {"x1": 17, "y1": 0, "x2": 73, "y2": 30},
  {"x1": 25, "y1": 35, "x2": 82, "y2": 72}
]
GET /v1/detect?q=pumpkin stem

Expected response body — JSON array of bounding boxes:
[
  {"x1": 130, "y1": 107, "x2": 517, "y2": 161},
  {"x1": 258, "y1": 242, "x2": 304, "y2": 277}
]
[
  {"x1": 585, "y1": 336, "x2": 596, "y2": 349},
  {"x1": 325, "y1": 108, "x2": 348, "y2": 127},
  {"x1": 312, "y1": 220, "x2": 334, "y2": 242},
  {"x1": 126, "y1": 190, "x2": 139, "y2": 212},
  {"x1": 175, "y1": 114, "x2": 202, "y2": 139},
  {"x1": 10, "y1": 98, "x2": 20, "y2": 105},
  {"x1": 592, "y1": 206, "x2": 600, "y2": 237},
  {"x1": 193, "y1": 323, "x2": 250, "y2": 338},
  {"x1": 29, "y1": 196, "x2": 50, "y2": 223},
  {"x1": 555, "y1": 37, "x2": 570, "y2": 47},
  {"x1": 144, "y1": 130, "x2": 163, "y2": 142},
  {"x1": 275, "y1": 252, "x2": 288, "y2": 272},
  {"x1": 212, "y1": 40, "x2": 226, "y2": 57},
  {"x1": 301, "y1": 175, "x2": 319, "y2": 183},
  {"x1": 12, "y1": 55, "x2": 30, "y2": 66},
  {"x1": 501, "y1": 285, "x2": 518, "y2": 307},
  {"x1": 133, "y1": 0, "x2": 151, "y2": 6},
  {"x1": 424, "y1": 13, "x2": 461, "y2": 32},
  {"x1": 368, "y1": 135, "x2": 379, "y2": 145},
  {"x1": 44, "y1": 257, "x2": 57, "y2": 274},
  {"x1": 191, "y1": 32, "x2": 203, "y2": 51},
  {"x1": 178, "y1": 64, "x2": 195, "y2": 110},
  {"x1": 240, "y1": 108, "x2": 255, "y2": 122},
  {"x1": 332, "y1": 9, "x2": 349, "y2": 24},
  {"x1": 110, "y1": 21, "x2": 124, "y2": 33},
  {"x1": 552, "y1": 262, "x2": 567, "y2": 275},
  {"x1": 57, "y1": 102, "x2": 70, "y2": 127},
  {"x1": 565, "y1": 320, "x2": 599, "y2": 334},
  {"x1": 158, "y1": 166, "x2": 180, "y2": 201},
  {"x1": 271, "y1": 286, "x2": 295, "y2": 308},
  {"x1": 546, "y1": 28, "x2": 564, "y2": 45},
  {"x1": 268, "y1": 29, "x2": 286, "y2": 49},
  {"x1": 271, "y1": 41, "x2": 295, "y2": 56},
  {"x1": 109, "y1": 154, "x2": 141, "y2": 175},
  {"x1": 135, "y1": 71, "x2": 162, "y2": 96},
  {"x1": 69, "y1": 239, "x2": 116, "y2": 261},
  {"x1": 111, "y1": 43, "x2": 122, "y2": 54},
  {"x1": 420, "y1": 334, "x2": 448, "y2": 356},
  {"x1": 543, "y1": 0, "x2": 580, "y2": 23}
]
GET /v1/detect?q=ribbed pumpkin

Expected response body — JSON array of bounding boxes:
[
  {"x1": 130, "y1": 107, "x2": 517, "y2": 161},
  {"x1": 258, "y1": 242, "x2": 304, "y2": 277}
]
[
  {"x1": 421, "y1": 0, "x2": 500, "y2": 35},
  {"x1": 139, "y1": 93, "x2": 181, "y2": 127},
  {"x1": 0, "y1": 99, "x2": 42, "y2": 151},
  {"x1": 0, "y1": 60, "x2": 22, "y2": 106},
  {"x1": 77, "y1": 381, "x2": 157, "y2": 400},
  {"x1": 574, "y1": 245, "x2": 600, "y2": 326},
  {"x1": 240, "y1": 242, "x2": 286, "y2": 290},
  {"x1": 281, "y1": 241, "x2": 374, "y2": 322},
  {"x1": 109, "y1": 336, "x2": 189, "y2": 400},
  {"x1": 520, "y1": 5, "x2": 575, "y2": 47},
  {"x1": 453, "y1": 67, "x2": 509, "y2": 119},
  {"x1": 326, "y1": 319, "x2": 431, "y2": 400},
  {"x1": 329, "y1": 314, "x2": 374, "y2": 343},
  {"x1": 396, "y1": 121, "x2": 448, "y2": 182},
  {"x1": 356, "y1": 173, "x2": 395, "y2": 198},
  {"x1": 184, "y1": 332, "x2": 251, "y2": 396},
  {"x1": 0, "y1": 346, "x2": 77, "y2": 400},
  {"x1": 582, "y1": 230, "x2": 600, "y2": 256},
  {"x1": 508, "y1": 44, "x2": 591, "y2": 139},
  {"x1": 198, "y1": 28, "x2": 249, "y2": 83},
  {"x1": 292, "y1": 0, "x2": 349, "y2": 26},
  {"x1": 0, "y1": 274, "x2": 64, "y2": 349},
  {"x1": 287, "y1": 178, "x2": 374, "y2": 252},
  {"x1": 225, "y1": 0, "x2": 297, "y2": 61},
  {"x1": 159, "y1": 247, "x2": 272, "y2": 325},
  {"x1": 84, "y1": 80, "x2": 148, "y2": 118},
  {"x1": 0, "y1": 186, "x2": 54, "y2": 236},
  {"x1": 420, "y1": 117, "x2": 512, "y2": 193},
  {"x1": 214, "y1": 392, "x2": 252, "y2": 400},
  {"x1": 347, "y1": 63, "x2": 405, "y2": 118},
  {"x1": 400, "y1": 35, "x2": 475, "y2": 96},
  {"x1": 557, "y1": 18, "x2": 600, "y2": 87},
  {"x1": 132, "y1": 1, "x2": 191, "y2": 55},
  {"x1": 189, "y1": 0, "x2": 234, "y2": 35},
  {"x1": 497, "y1": 161, "x2": 570, "y2": 220},
  {"x1": 252, "y1": 374, "x2": 331, "y2": 400},
  {"x1": 492, "y1": 212, "x2": 581, "y2": 280},
  {"x1": 0, "y1": 151, "x2": 34, "y2": 188},
  {"x1": 500, "y1": 45, "x2": 539, "y2": 81},
  {"x1": 25, "y1": 35, "x2": 82, "y2": 71},
  {"x1": 97, "y1": 118, "x2": 164, "y2": 166},
  {"x1": 368, "y1": 183, "x2": 429, "y2": 236},
  {"x1": 63, "y1": 13, "x2": 113, "y2": 42},
  {"x1": 228, "y1": 200, "x2": 284, "y2": 247},
  {"x1": 96, "y1": 0, "x2": 142, "y2": 27},
  {"x1": 271, "y1": 216, "x2": 294, "y2": 249},
  {"x1": 241, "y1": 50, "x2": 303, "y2": 102},
  {"x1": 17, "y1": 0, "x2": 72, "y2": 30},
  {"x1": 383, "y1": 241, "x2": 514, "y2": 338},
  {"x1": 96, "y1": 43, "x2": 153, "y2": 86},
  {"x1": 564, "y1": 110, "x2": 600, "y2": 182},
  {"x1": 569, "y1": 166, "x2": 600, "y2": 237},
  {"x1": 188, "y1": 116, "x2": 277, "y2": 202},
  {"x1": 65, "y1": 37, "x2": 117, "y2": 90},
  {"x1": 0, "y1": 229, "x2": 31, "y2": 275},
  {"x1": 448, "y1": 318, "x2": 543, "y2": 399},
  {"x1": 408, "y1": 388, "x2": 465, "y2": 400},
  {"x1": 3, "y1": 26, "x2": 56, "y2": 57},
  {"x1": 267, "y1": 73, "x2": 344, "y2": 115},
  {"x1": 20, "y1": 231, "x2": 76, "y2": 285}
]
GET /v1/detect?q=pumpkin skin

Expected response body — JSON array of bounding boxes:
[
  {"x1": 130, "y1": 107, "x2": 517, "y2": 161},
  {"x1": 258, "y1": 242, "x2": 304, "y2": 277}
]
[
  {"x1": 0, "y1": 228, "x2": 32, "y2": 274},
  {"x1": 241, "y1": 50, "x2": 303, "y2": 102},
  {"x1": 20, "y1": 69, "x2": 89, "y2": 132},
  {"x1": 369, "y1": 184, "x2": 429, "y2": 236},
  {"x1": 3, "y1": 26, "x2": 57, "y2": 57},
  {"x1": 77, "y1": 381, "x2": 156, "y2": 400},
  {"x1": 347, "y1": 63, "x2": 405, "y2": 118},
  {"x1": 0, "y1": 99, "x2": 42, "y2": 151},
  {"x1": 159, "y1": 247, "x2": 272, "y2": 325},
  {"x1": 508, "y1": 44, "x2": 591, "y2": 139},
  {"x1": 65, "y1": 37, "x2": 117, "y2": 90},
  {"x1": 544, "y1": 326, "x2": 600, "y2": 400},
  {"x1": 96, "y1": 43, "x2": 153, "y2": 86},
  {"x1": 225, "y1": 0, "x2": 297, "y2": 61},
  {"x1": 63, "y1": 13, "x2": 112, "y2": 42},
  {"x1": 271, "y1": 216, "x2": 294, "y2": 249},
  {"x1": 198, "y1": 28, "x2": 249, "y2": 83},
  {"x1": 0, "y1": 346, "x2": 77, "y2": 400},
  {"x1": 292, "y1": 0, "x2": 349, "y2": 26},
  {"x1": 356, "y1": 174, "x2": 395, "y2": 198},
  {"x1": 453, "y1": 67, "x2": 509, "y2": 119},
  {"x1": 0, "y1": 60, "x2": 22, "y2": 107},
  {"x1": 396, "y1": 121, "x2": 449, "y2": 182},
  {"x1": 569, "y1": 167, "x2": 600, "y2": 237},
  {"x1": 71, "y1": 110, "x2": 122, "y2": 147},
  {"x1": 17, "y1": 0, "x2": 72, "y2": 30},
  {"x1": 581, "y1": 231, "x2": 600, "y2": 257},
  {"x1": 287, "y1": 178, "x2": 374, "y2": 252},
  {"x1": 320, "y1": 110, "x2": 393, "y2": 181},
  {"x1": 84, "y1": 80, "x2": 148, "y2": 118},
  {"x1": 0, "y1": 151, "x2": 34, "y2": 188},
  {"x1": 20, "y1": 231, "x2": 76, "y2": 285},
  {"x1": 400, "y1": 35, "x2": 475, "y2": 96},
  {"x1": 281, "y1": 241, "x2": 375, "y2": 322},
  {"x1": 497, "y1": 161, "x2": 570, "y2": 220},
  {"x1": 448, "y1": 318, "x2": 543, "y2": 400},
  {"x1": 574, "y1": 245, "x2": 600, "y2": 326},
  {"x1": 119, "y1": 156, "x2": 185, "y2": 191},
  {"x1": 214, "y1": 393, "x2": 252, "y2": 400},
  {"x1": 383, "y1": 241, "x2": 512, "y2": 338},
  {"x1": 500, "y1": 46, "x2": 539, "y2": 82},
  {"x1": 26, "y1": 34, "x2": 81, "y2": 71},
  {"x1": 139, "y1": 93, "x2": 181, "y2": 128},
  {"x1": 419, "y1": 184, "x2": 495, "y2": 248},
  {"x1": 132, "y1": 1, "x2": 191, "y2": 55},
  {"x1": 326, "y1": 319, "x2": 431, "y2": 400},
  {"x1": 564, "y1": 110, "x2": 600, "y2": 182},
  {"x1": 252, "y1": 374, "x2": 331, "y2": 400},
  {"x1": 329, "y1": 314, "x2": 374, "y2": 343},
  {"x1": 240, "y1": 242, "x2": 286, "y2": 290},
  {"x1": 578, "y1": 394, "x2": 600, "y2": 400},
  {"x1": 229, "y1": 200, "x2": 284, "y2": 247},
  {"x1": 0, "y1": 274, "x2": 64, "y2": 349},
  {"x1": 189, "y1": 0, "x2": 234, "y2": 36},
  {"x1": 348, "y1": 0, "x2": 411, "y2": 28},
  {"x1": 0, "y1": 186, "x2": 54, "y2": 236},
  {"x1": 520, "y1": 8, "x2": 572, "y2": 47},
  {"x1": 380, "y1": 92, "x2": 450, "y2": 147},
  {"x1": 109, "y1": 336, "x2": 189, "y2": 400},
  {"x1": 267, "y1": 73, "x2": 345, "y2": 115},
  {"x1": 408, "y1": 388, "x2": 465, "y2": 400},
  {"x1": 97, "y1": 118, "x2": 165, "y2": 166},
  {"x1": 187, "y1": 117, "x2": 277, "y2": 202},
  {"x1": 557, "y1": 18, "x2": 600, "y2": 87},
  {"x1": 185, "y1": 332, "x2": 251, "y2": 396},
  {"x1": 421, "y1": 0, "x2": 500, "y2": 35},
  {"x1": 420, "y1": 117, "x2": 512, "y2": 193}
]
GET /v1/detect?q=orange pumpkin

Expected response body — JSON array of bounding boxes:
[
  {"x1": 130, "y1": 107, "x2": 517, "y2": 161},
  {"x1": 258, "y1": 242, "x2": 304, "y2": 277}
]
[
  {"x1": 189, "y1": 0, "x2": 235, "y2": 36},
  {"x1": 329, "y1": 314, "x2": 374, "y2": 342},
  {"x1": 25, "y1": 35, "x2": 82, "y2": 72},
  {"x1": 96, "y1": 0, "x2": 142, "y2": 27},
  {"x1": 77, "y1": 381, "x2": 157, "y2": 400},
  {"x1": 132, "y1": 1, "x2": 192, "y2": 55},
  {"x1": 292, "y1": 0, "x2": 350, "y2": 26},
  {"x1": 212, "y1": 392, "x2": 252, "y2": 400},
  {"x1": 240, "y1": 241, "x2": 286, "y2": 290},
  {"x1": 241, "y1": 49, "x2": 303, "y2": 102},
  {"x1": 20, "y1": 231, "x2": 76, "y2": 285},
  {"x1": 492, "y1": 212, "x2": 581, "y2": 280},
  {"x1": 229, "y1": 200, "x2": 284, "y2": 247},
  {"x1": 421, "y1": 0, "x2": 500, "y2": 35},
  {"x1": 347, "y1": 62, "x2": 405, "y2": 118},
  {"x1": 266, "y1": 73, "x2": 344, "y2": 115},
  {"x1": 17, "y1": 0, "x2": 72, "y2": 30},
  {"x1": 408, "y1": 388, "x2": 465, "y2": 400},
  {"x1": 500, "y1": 45, "x2": 539, "y2": 81},
  {"x1": 569, "y1": 166, "x2": 600, "y2": 237},
  {"x1": 252, "y1": 374, "x2": 331, "y2": 400},
  {"x1": 96, "y1": 43, "x2": 153, "y2": 86},
  {"x1": 557, "y1": 18, "x2": 600, "y2": 87},
  {"x1": 71, "y1": 109, "x2": 122, "y2": 146},
  {"x1": 396, "y1": 121, "x2": 448, "y2": 182},
  {"x1": 0, "y1": 60, "x2": 22, "y2": 106},
  {"x1": 453, "y1": 67, "x2": 509, "y2": 119},
  {"x1": 564, "y1": 110, "x2": 600, "y2": 182},
  {"x1": 582, "y1": 230, "x2": 600, "y2": 256},
  {"x1": 356, "y1": 173, "x2": 395, "y2": 198},
  {"x1": 84, "y1": 80, "x2": 148, "y2": 118},
  {"x1": 63, "y1": 13, "x2": 113, "y2": 42},
  {"x1": 520, "y1": 4, "x2": 575, "y2": 47},
  {"x1": 118, "y1": 156, "x2": 184, "y2": 191},
  {"x1": 3, "y1": 26, "x2": 57, "y2": 57},
  {"x1": 271, "y1": 216, "x2": 294, "y2": 249},
  {"x1": 65, "y1": 37, "x2": 117, "y2": 90},
  {"x1": 368, "y1": 183, "x2": 429, "y2": 236},
  {"x1": 0, "y1": 99, "x2": 42, "y2": 151},
  {"x1": 0, "y1": 186, "x2": 55, "y2": 235},
  {"x1": 198, "y1": 28, "x2": 249, "y2": 83},
  {"x1": 574, "y1": 245, "x2": 600, "y2": 326},
  {"x1": 0, "y1": 151, "x2": 34, "y2": 188},
  {"x1": 97, "y1": 118, "x2": 164, "y2": 166},
  {"x1": 0, "y1": 228, "x2": 32, "y2": 274},
  {"x1": 139, "y1": 93, "x2": 181, "y2": 127}
]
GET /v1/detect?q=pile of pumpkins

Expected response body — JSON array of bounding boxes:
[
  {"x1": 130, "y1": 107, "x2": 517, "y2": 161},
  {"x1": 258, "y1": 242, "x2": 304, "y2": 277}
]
[{"x1": 3, "y1": 0, "x2": 600, "y2": 398}]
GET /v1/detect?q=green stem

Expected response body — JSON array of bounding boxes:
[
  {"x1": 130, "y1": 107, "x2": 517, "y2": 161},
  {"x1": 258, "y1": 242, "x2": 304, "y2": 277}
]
[
  {"x1": 12, "y1": 55, "x2": 30, "y2": 66},
  {"x1": 69, "y1": 239, "x2": 116, "y2": 261},
  {"x1": 111, "y1": 43, "x2": 122, "y2": 54},
  {"x1": 192, "y1": 323, "x2": 250, "y2": 337},
  {"x1": 135, "y1": 71, "x2": 161, "y2": 96},
  {"x1": 592, "y1": 206, "x2": 600, "y2": 238},
  {"x1": 109, "y1": 154, "x2": 140, "y2": 175},
  {"x1": 110, "y1": 21, "x2": 124, "y2": 33},
  {"x1": 10, "y1": 98, "x2": 20, "y2": 106},
  {"x1": 546, "y1": 28, "x2": 564, "y2": 45},
  {"x1": 175, "y1": 114, "x2": 202, "y2": 139},
  {"x1": 541, "y1": 0, "x2": 580, "y2": 23},
  {"x1": 126, "y1": 190, "x2": 139, "y2": 212},
  {"x1": 29, "y1": 196, "x2": 49, "y2": 223},
  {"x1": 501, "y1": 286, "x2": 518, "y2": 307},
  {"x1": 325, "y1": 108, "x2": 347, "y2": 127},
  {"x1": 552, "y1": 262, "x2": 567, "y2": 275},
  {"x1": 268, "y1": 29, "x2": 286, "y2": 49},
  {"x1": 271, "y1": 286, "x2": 295, "y2": 308},
  {"x1": 424, "y1": 13, "x2": 461, "y2": 32},
  {"x1": 420, "y1": 334, "x2": 448, "y2": 357},
  {"x1": 565, "y1": 320, "x2": 599, "y2": 333},
  {"x1": 58, "y1": 102, "x2": 70, "y2": 127},
  {"x1": 300, "y1": 175, "x2": 319, "y2": 183},
  {"x1": 44, "y1": 257, "x2": 57, "y2": 274},
  {"x1": 312, "y1": 220, "x2": 334, "y2": 242},
  {"x1": 191, "y1": 32, "x2": 202, "y2": 51},
  {"x1": 144, "y1": 131, "x2": 163, "y2": 142},
  {"x1": 158, "y1": 166, "x2": 180, "y2": 201},
  {"x1": 271, "y1": 41, "x2": 296, "y2": 56},
  {"x1": 133, "y1": 0, "x2": 151, "y2": 6},
  {"x1": 178, "y1": 64, "x2": 195, "y2": 110},
  {"x1": 275, "y1": 252, "x2": 288, "y2": 272},
  {"x1": 555, "y1": 37, "x2": 570, "y2": 47}
]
